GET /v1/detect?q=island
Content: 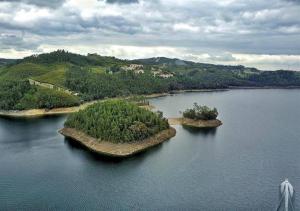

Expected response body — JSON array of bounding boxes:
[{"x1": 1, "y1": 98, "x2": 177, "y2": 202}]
[
  {"x1": 168, "y1": 103, "x2": 222, "y2": 128},
  {"x1": 59, "y1": 100, "x2": 176, "y2": 157}
]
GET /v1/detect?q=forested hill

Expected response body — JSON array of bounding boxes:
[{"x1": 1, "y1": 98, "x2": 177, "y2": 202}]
[
  {"x1": 17, "y1": 50, "x2": 127, "y2": 66},
  {"x1": 0, "y1": 50, "x2": 300, "y2": 110},
  {"x1": 133, "y1": 57, "x2": 260, "y2": 73}
]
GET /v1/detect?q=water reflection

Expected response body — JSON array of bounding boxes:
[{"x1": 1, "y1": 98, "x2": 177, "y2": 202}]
[
  {"x1": 182, "y1": 125, "x2": 218, "y2": 137},
  {"x1": 0, "y1": 115, "x2": 66, "y2": 152}
]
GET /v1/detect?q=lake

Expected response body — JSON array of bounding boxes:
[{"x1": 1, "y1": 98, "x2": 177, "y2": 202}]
[{"x1": 1, "y1": 89, "x2": 300, "y2": 210}]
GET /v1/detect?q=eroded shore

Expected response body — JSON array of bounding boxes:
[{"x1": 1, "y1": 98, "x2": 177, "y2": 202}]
[
  {"x1": 59, "y1": 127, "x2": 176, "y2": 157},
  {"x1": 168, "y1": 118, "x2": 222, "y2": 128}
]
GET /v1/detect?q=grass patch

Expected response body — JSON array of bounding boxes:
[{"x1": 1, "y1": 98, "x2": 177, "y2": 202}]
[
  {"x1": 33, "y1": 63, "x2": 70, "y2": 87},
  {"x1": 0, "y1": 63, "x2": 51, "y2": 80}
]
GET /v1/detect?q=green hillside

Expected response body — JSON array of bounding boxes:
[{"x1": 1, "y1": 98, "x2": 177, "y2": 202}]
[
  {"x1": 32, "y1": 63, "x2": 71, "y2": 88},
  {"x1": 0, "y1": 63, "x2": 51, "y2": 80},
  {"x1": 0, "y1": 80, "x2": 80, "y2": 110},
  {"x1": 0, "y1": 50, "x2": 300, "y2": 111}
]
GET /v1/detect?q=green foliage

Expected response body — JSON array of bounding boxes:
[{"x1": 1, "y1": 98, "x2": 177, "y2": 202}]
[
  {"x1": 20, "y1": 50, "x2": 98, "y2": 66},
  {"x1": 64, "y1": 100, "x2": 169, "y2": 143},
  {"x1": 65, "y1": 66, "x2": 170, "y2": 101},
  {"x1": 0, "y1": 80, "x2": 80, "y2": 110},
  {"x1": 1, "y1": 51, "x2": 300, "y2": 111},
  {"x1": 32, "y1": 63, "x2": 70, "y2": 87},
  {"x1": 0, "y1": 80, "x2": 32, "y2": 110},
  {"x1": 127, "y1": 96, "x2": 149, "y2": 106},
  {"x1": 248, "y1": 70, "x2": 300, "y2": 86},
  {"x1": 19, "y1": 50, "x2": 127, "y2": 67},
  {"x1": 183, "y1": 103, "x2": 218, "y2": 120},
  {"x1": 16, "y1": 87, "x2": 80, "y2": 110},
  {"x1": 89, "y1": 66, "x2": 106, "y2": 74},
  {"x1": 0, "y1": 63, "x2": 51, "y2": 80}
]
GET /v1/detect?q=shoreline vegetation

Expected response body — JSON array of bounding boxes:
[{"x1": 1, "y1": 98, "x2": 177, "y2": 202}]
[
  {"x1": 1, "y1": 86, "x2": 300, "y2": 118},
  {"x1": 0, "y1": 89, "x2": 211, "y2": 118},
  {"x1": 58, "y1": 100, "x2": 221, "y2": 157},
  {"x1": 59, "y1": 100, "x2": 175, "y2": 157},
  {"x1": 2, "y1": 50, "x2": 300, "y2": 117},
  {"x1": 177, "y1": 103, "x2": 222, "y2": 128}
]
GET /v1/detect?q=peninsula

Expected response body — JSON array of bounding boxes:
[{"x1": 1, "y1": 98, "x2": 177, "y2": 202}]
[{"x1": 59, "y1": 100, "x2": 176, "y2": 157}]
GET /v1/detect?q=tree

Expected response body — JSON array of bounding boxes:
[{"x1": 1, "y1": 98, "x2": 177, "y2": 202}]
[{"x1": 182, "y1": 103, "x2": 218, "y2": 120}]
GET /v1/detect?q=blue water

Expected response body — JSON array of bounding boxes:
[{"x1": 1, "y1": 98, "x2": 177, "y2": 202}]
[{"x1": 0, "y1": 89, "x2": 300, "y2": 210}]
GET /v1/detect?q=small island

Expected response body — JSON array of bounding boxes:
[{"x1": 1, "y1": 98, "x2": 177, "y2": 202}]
[
  {"x1": 168, "y1": 103, "x2": 222, "y2": 128},
  {"x1": 59, "y1": 100, "x2": 176, "y2": 157}
]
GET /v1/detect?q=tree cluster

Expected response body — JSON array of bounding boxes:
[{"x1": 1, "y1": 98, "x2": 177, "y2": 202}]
[
  {"x1": 65, "y1": 66, "x2": 170, "y2": 101},
  {"x1": 183, "y1": 103, "x2": 218, "y2": 120},
  {"x1": 0, "y1": 80, "x2": 80, "y2": 110},
  {"x1": 64, "y1": 100, "x2": 169, "y2": 143}
]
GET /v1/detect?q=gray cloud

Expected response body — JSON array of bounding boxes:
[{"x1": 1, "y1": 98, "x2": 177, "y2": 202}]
[
  {"x1": 0, "y1": 0, "x2": 65, "y2": 8},
  {"x1": 283, "y1": 0, "x2": 300, "y2": 3},
  {"x1": 0, "y1": 0, "x2": 299, "y2": 70},
  {"x1": 0, "y1": 33, "x2": 39, "y2": 50},
  {"x1": 105, "y1": 0, "x2": 138, "y2": 4}
]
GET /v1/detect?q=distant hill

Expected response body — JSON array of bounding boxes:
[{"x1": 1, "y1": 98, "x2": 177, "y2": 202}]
[
  {"x1": 0, "y1": 58, "x2": 16, "y2": 66},
  {"x1": 133, "y1": 57, "x2": 260, "y2": 73},
  {"x1": 133, "y1": 57, "x2": 191, "y2": 66},
  {"x1": 18, "y1": 50, "x2": 127, "y2": 66},
  {"x1": 0, "y1": 50, "x2": 299, "y2": 111}
]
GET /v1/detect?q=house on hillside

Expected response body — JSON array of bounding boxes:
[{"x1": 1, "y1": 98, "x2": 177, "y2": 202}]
[
  {"x1": 122, "y1": 64, "x2": 144, "y2": 74},
  {"x1": 151, "y1": 69, "x2": 174, "y2": 78}
]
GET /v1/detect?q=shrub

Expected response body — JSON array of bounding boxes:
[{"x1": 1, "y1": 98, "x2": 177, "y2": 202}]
[{"x1": 183, "y1": 103, "x2": 218, "y2": 120}]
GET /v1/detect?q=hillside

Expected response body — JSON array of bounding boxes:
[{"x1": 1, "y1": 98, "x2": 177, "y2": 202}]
[{"x1": 0, "y1": 50, "x2": 299, "y2": 111}]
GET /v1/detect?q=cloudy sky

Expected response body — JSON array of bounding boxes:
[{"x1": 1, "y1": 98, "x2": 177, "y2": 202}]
[{"x1": 0, "y1": 0, "x2": 300, "y2": 70}]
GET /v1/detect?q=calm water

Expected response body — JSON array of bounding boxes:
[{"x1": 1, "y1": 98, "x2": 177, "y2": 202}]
[{"x1": 1, "y1": 89, "x2": 300, "y2": 210}]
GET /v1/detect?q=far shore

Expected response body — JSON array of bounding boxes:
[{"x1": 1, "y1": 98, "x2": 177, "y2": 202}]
[
  {"x1": 0, "y1": 89, "x2": 222, "y2": 118},
  {"x1": 59, "y1": 127, "x2": 176, "y2": 157},
  {"x1": 1, "y1": 86, "x2": 299, "y2": 118}
]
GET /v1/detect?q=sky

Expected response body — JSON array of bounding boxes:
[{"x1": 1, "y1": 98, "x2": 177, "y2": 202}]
[{"x1": 0, "y1": 0, "x2": 300, "y2": 70}]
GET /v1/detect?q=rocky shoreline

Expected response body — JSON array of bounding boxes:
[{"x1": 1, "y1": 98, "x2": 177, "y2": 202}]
[{"x1": 59, "y1": 127, "x2": 176, "y2": 157}]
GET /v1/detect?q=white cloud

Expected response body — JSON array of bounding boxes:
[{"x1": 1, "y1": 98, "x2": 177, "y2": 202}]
[
  {"x1": 13, "y1": 7, "x2": 51, "y2": 24},
  {"x1": 173, "y1": 23, "x2": 200, "y2": 32}
]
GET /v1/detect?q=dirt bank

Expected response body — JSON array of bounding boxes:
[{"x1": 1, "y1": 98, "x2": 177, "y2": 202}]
[
  {"x1": 168, "y1": 118, "x2": 222, "y2": 128},
  {"x1": 59, "y1": 127, "x2": 176, "y2": 157}
]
